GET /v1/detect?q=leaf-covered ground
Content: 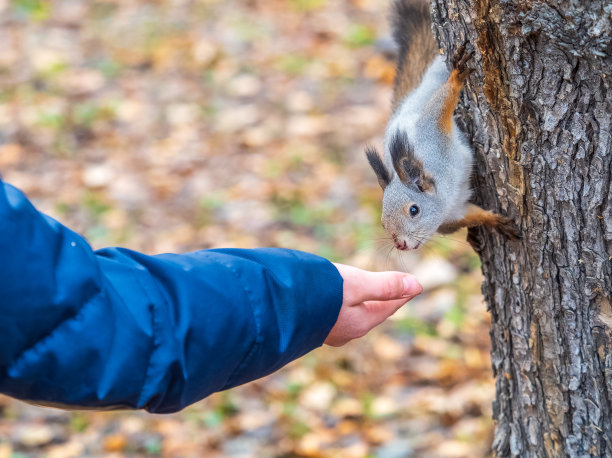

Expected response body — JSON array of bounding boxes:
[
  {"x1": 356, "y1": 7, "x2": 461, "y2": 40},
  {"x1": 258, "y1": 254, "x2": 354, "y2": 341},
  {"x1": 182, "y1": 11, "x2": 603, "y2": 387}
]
[{"x1": 0, "y1": 1, "x2": 495, "y2": 456}]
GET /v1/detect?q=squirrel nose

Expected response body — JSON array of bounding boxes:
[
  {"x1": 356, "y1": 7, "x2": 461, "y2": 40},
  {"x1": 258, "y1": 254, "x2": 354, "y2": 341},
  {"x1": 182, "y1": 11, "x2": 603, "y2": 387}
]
[{"x1": 394, "y1": 238, "x2": 421, "y2": 251}]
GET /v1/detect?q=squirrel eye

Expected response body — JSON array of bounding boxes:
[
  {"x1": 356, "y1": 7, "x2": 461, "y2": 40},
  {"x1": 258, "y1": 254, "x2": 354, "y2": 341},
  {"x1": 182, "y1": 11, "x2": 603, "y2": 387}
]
[{"x1": 409, "y1": 204, "x2": 420, "y2": 217}]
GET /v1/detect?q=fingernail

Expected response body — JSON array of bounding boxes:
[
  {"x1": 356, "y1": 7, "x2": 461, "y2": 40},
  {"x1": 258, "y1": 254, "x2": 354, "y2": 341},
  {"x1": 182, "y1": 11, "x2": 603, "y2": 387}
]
[{"x1": 402, "y1": 276, "x2": 423, "y2": 298}]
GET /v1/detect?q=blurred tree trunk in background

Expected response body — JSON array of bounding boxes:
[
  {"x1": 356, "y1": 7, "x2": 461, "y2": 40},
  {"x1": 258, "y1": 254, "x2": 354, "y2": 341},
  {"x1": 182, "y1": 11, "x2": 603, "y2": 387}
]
[{"x1": 430, "y1": 0, "x2": 612, "y2": 456}]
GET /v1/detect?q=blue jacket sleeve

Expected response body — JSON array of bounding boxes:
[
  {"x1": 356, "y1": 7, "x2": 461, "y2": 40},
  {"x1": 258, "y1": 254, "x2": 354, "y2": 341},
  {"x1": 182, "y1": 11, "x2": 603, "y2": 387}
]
[{"x1": 0, "y1": 181, "x2": 343, "y2": 413}]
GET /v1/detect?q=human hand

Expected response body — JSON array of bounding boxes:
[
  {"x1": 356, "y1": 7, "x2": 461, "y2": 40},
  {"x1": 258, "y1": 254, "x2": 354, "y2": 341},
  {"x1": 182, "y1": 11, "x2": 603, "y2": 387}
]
[{"x1": 324, "y1": 263, "x2": 422, "y2": 346}]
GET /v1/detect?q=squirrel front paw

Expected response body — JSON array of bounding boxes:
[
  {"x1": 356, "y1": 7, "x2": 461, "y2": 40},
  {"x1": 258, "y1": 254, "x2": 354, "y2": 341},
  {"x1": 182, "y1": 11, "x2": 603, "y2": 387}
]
[
  {"x1": 451, "y1": 43, "x2": 475, "y2": 81},
  {"x1": 494, "y1": 215, "x2": 521, "y2": 241}
]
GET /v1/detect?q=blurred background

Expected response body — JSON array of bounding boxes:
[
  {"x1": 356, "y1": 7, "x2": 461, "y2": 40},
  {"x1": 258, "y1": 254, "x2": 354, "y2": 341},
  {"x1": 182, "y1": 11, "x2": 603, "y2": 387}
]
[{"x1": 0, "y1": 0, "x2": 494, "y2": 456}]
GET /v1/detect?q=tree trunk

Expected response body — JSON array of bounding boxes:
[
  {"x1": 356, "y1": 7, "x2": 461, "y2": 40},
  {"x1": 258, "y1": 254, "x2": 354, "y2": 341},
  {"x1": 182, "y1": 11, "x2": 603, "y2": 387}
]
[{"x1": 430, "y1": 1, "x2": 612, "y2": 456}]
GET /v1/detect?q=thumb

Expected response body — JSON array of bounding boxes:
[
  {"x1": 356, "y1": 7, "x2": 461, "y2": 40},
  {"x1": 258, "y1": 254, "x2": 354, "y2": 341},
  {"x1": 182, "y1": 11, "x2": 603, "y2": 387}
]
[{"x1": 334, "y1": 264, "x2": 423, "y2": 305}]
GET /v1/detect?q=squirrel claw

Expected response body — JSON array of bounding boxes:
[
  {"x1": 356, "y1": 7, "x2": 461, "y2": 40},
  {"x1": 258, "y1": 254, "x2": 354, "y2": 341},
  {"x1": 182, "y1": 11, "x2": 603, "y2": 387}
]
[
  {"x1": 467, "y1": 227, "x2": 485, "y2": 252},
  {"x1": 496, "y1": 216, "x2": 521, "y2": 241},
  {"x1": 451, "y1": 43, "x2": 475, "y2": 78}
]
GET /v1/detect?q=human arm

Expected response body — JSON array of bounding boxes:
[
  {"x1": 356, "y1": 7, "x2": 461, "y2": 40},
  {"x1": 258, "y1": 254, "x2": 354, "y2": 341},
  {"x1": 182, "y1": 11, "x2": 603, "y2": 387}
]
[{"x1": 0, "y1": 181, "x2": 343, "y2": 413}]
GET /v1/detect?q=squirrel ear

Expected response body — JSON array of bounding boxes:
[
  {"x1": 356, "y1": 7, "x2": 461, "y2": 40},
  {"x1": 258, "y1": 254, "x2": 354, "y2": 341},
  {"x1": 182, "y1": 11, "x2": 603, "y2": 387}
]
[
  {"x1": 389, "y1": 131, "x2": 436, "y2": 194},
  {"x1": 365, "y1": 146, "x2": 391, "y2": 189}
]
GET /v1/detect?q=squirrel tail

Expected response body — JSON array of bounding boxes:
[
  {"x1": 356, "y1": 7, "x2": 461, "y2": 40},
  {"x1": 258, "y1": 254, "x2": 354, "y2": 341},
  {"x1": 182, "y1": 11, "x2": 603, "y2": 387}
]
[{"x1": 391, "y1": 0, "x2": 438, "y2": 111}]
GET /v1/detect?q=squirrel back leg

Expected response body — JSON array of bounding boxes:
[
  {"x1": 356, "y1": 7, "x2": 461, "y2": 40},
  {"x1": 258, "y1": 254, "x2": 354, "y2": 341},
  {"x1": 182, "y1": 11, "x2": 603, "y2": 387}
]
[
  {"x1": 437, "y1": 44, "x2": 474, "y2": 135},
  {"x1": 438, "y1": 203, "x2": 520, "y2": 240}
]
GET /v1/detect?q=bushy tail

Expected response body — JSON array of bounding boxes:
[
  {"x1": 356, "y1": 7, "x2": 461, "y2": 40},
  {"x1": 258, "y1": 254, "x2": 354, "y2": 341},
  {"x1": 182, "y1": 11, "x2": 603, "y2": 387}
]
[{"x1": 391, "y1": 0, "x2": 438, "y2": 111}]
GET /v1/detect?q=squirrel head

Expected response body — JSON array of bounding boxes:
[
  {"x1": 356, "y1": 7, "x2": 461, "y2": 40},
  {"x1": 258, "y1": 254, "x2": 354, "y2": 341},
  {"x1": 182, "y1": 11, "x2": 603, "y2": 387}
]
[{"x1": 366, "y1": 131, "x2": 442, "y2": 250}]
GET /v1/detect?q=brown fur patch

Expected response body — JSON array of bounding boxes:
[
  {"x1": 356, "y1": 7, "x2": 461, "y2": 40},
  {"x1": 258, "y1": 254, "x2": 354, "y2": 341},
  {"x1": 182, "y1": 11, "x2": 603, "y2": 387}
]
[
  {"x1": 437, "y1": 72, "x2": 464, "y2": 135},
  {"x1": 438, "y1": 46, "x2": 474, "y2": 135}
]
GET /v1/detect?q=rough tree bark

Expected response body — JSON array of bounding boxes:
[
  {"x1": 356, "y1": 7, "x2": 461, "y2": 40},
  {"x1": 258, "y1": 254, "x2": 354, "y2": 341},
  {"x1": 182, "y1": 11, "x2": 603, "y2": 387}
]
[{"x1": 430, "y1": 1, "x2": 612, "y2": 456}]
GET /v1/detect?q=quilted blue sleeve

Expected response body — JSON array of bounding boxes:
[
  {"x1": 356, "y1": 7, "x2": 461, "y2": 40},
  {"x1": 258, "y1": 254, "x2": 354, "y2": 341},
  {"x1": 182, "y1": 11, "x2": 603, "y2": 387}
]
[{"x1": 0, "y1": 181, "x2": 343, "y2": 413}]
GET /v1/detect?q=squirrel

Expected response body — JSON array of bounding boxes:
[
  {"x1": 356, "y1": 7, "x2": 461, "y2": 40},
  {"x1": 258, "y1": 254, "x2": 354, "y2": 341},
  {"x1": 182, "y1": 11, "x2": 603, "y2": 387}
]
[{"x1": 366, "y1": 0, "x2": 520, "y2": 251}]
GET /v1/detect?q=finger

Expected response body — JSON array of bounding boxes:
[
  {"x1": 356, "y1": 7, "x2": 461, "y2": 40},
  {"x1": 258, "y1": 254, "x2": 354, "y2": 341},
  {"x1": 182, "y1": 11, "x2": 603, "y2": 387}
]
[
  {"x1": 361, "y1": 297, "x2": 411, "y2": 325},
  {"x1": 335, "y1": 263, "x2": 422, "y2": 305},
  {"x1": 364, "y1": 297, "x2": 411, "y2": 313},
  {"x1": 326, "y1": 298, "x2": 409, "y2": 347}
]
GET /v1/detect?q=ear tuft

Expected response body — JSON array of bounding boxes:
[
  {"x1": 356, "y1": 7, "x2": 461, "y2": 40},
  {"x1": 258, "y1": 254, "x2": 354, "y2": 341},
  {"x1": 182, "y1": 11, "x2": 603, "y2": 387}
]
[
  {"x1": 389, "y1": 131, "x2": 436, "y2": 193},
  {"x1": 365, "y1": 146, "x2": 391, "y2": 189}
]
